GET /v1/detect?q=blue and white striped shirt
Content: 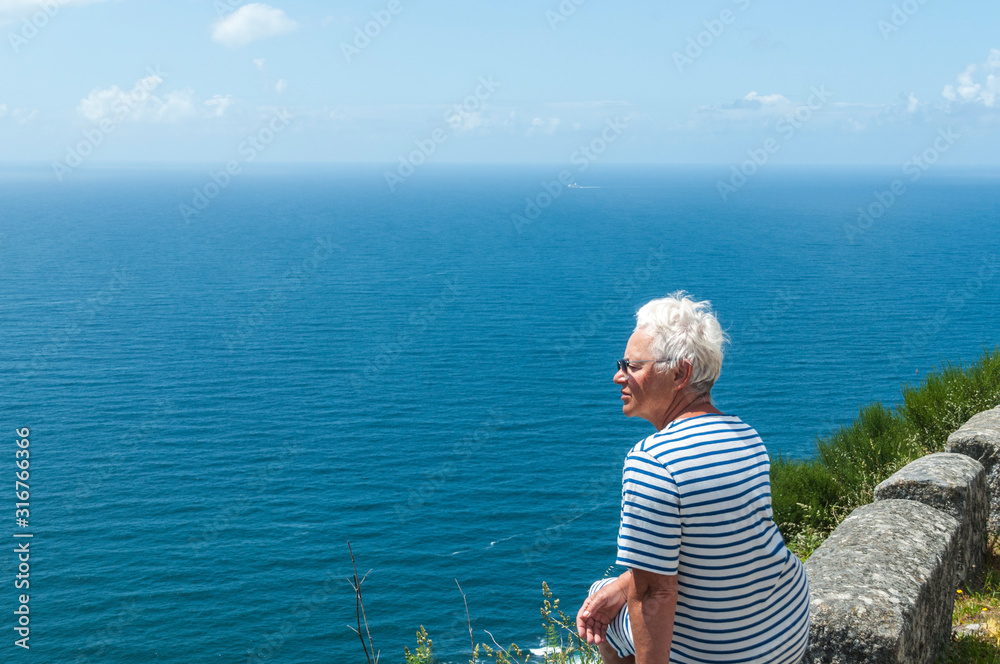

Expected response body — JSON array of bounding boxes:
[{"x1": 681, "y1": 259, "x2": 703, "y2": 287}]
[{"x1": 616, "y1": 414, "x2": 810, "y2": 664}]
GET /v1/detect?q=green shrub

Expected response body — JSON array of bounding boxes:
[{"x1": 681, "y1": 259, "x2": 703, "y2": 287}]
[
  {"x1": 901, "y1": 348, "x2": 1000, "y2": 449},
  {"x1": 772, "y1": 347, "x2": 1000, "y2": 560},
  {"x1": 770, "y1": 457, "x2": 841, "y2": 531}
]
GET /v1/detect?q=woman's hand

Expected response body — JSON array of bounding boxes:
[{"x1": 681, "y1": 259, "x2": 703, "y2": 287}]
[{"x1": 576, "y1": 573, "x2": 630, "y2": 646}]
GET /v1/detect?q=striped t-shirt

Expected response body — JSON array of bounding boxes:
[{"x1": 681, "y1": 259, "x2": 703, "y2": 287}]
[{"x1": 615, "y1": 414, "x2": 810, "y2": 664}]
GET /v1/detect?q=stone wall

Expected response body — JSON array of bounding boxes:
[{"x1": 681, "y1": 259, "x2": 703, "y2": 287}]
[
  {"x1": 946, "y1": 406, "x2": 1000, "y2": 529},
  {"x1": 801, "y1": 407, "x2": 998, "y2": 664},
  {"x1": 873, "y1": 452, "x2": 987, "y2": 587}
]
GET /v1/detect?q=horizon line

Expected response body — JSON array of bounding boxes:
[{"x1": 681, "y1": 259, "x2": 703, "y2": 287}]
[{"x1": 2, "y1": 161, "x2": 1000, "y2": 169}]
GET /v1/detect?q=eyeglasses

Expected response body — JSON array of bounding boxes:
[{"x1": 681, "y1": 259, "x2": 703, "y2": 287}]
[{"x1": 617, "y1": 359, "x2": 676, "y2": 374}]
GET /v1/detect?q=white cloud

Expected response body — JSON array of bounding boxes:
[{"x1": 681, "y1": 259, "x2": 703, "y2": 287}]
[
  {"x1": 77, "y1": 74, "x2": 166, "y2": 123},
  {"x1": 692, "y1": 91, "x2": 793, "y2": 124},
  {"x1": 942, "y1": 49, "x2": 1000, "y2": 107},
  {"x1": 448, "y1": 111, "x2": 487, "y2": 132},
  {"x1": 742, "y1": 91, "x2": 790, "y2": 106},
  {"x1": 76, "y1": 74, "x2": 207, "y2": 124},
  {"x1": 446, "y1": 105, "x2": 504, "y2": 133},
  {"x1": 845, "y1": 118, "x2": 867, "y2": 133},
  {"x1": 682, "y1": 89, "x2": 869, "y2": 135},
  {"x1": 311, "y1": 104, "x2": 624, "y2": 140},
  {"x1": 212, "y1": 3, "x2": 297, "y2": 48},
  {"x1": 153, "y1": 90, "x2": 197, "y2": 122},
  {"x1": 253, "y1": 58, "x2": 266, "y2": 71},
  {"x1": 0, "y1": 0, "x2": 91, "y2": 7},
  {"x1": 275, "y1": 78, "x2": 287, "y2": 94},
  {"x1": 525, "y1": 116, "x2": 561, "y2": 136},
  {"x1": 12, "y1": 108, "x2": 36, "y2": 123},
  {"x1": 541, "y1": 100, "x2": 630, "y2": 110},
  {"x1": 204, "y1": 94, "x2": 235, "y2": 117},
  {"x1": 906, "y1": 92, "x2": 920, "y2": 113},
  {"x1": 0, "y1": 103, "x2": 37, "y2": 123},
  {"x1": 0, "y1": 0, "x2": 106, "y2": 20}
]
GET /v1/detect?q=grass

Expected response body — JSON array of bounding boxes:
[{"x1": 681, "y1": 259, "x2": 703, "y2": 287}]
[
  {"x1": 940, "y1": 536, "x2": 1000, "y2": 662},
  {"x1": 404, "y1": 582, "x2": 601, "y2": 664},
  {"x1": 772, "y1": 347, "x2": 1000, "y2": 559}
]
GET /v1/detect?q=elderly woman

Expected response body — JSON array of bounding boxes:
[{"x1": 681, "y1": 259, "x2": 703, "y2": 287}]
[{"x1": 576, "y1": 293, "x2": 810, "y2": 664}]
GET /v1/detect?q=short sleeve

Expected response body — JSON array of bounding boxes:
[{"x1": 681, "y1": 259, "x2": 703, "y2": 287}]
[{"x1": 616, "y1": 449, "x2": 680, "y2": 575}]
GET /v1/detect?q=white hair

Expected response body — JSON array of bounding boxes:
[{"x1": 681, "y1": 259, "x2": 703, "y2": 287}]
[{"x1": 634, "y1": 291, "x2": 727, "y2": 395}]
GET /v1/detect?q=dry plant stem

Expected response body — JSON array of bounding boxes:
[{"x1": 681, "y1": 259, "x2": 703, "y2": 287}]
[
  {"x1": 348, "y1": 541, "x2": 379, "y2": 664},
  {"x1": 456, "y1": 579, "x2": 475, "y2": 656},
  {"x1": 484, "y1": 629, "x2": 510, "y2": 657}
]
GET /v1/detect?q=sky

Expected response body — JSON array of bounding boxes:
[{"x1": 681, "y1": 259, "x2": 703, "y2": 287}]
[{"x1": 1, "y1": 0, "x2": 999, "y2": 166}]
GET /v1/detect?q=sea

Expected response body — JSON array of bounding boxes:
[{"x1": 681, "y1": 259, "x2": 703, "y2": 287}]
[{"x1": 1, "y1": 163, "x2": 998, "y2": 663}]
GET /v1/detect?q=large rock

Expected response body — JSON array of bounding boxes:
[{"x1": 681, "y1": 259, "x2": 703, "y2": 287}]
[
  {"x1": 873, "y1": 452, "x2": 987, "y2": 586},
  {"x1": 945, "y1": 405, "x2": 1000, "y2": 529},
  {"x1": 803, "y1": 499, "x2": 960, "y2": 664}
]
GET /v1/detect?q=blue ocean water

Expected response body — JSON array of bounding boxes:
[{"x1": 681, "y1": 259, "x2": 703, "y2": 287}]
[{"x1": 1, "y1": 163, "x2": 998, "y2": 663}]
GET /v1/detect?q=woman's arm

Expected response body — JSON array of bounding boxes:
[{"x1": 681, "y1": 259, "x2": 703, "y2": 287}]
[{"x1": 628, "y1": 568, "x2": 678, "y2": 664}]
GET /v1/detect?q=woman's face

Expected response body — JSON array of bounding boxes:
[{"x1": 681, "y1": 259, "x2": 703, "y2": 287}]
[{"x1": 614, "y1": 329, "x2": 681, "y2": 425}]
